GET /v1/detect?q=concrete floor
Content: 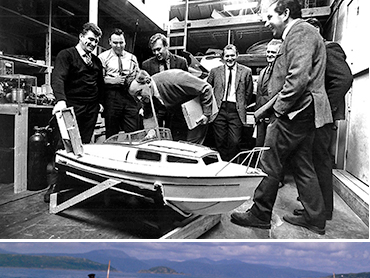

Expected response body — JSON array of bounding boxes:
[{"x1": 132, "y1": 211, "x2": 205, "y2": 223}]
[
  {"x1": 201, "y1": 176, "x2": 369, "y2": 239},
  {"x1": 0, "y1": 175, "x2": 368, "y2": 239}
]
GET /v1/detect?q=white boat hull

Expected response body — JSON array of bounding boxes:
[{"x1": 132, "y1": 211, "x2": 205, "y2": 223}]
[{"x1": 55, "y1": 138, "x2": 267, "y2": 215}]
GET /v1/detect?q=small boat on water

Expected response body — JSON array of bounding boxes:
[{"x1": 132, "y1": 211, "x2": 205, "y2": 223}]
[{"x1": 54, "y1": 127, "x2": 268, "y2": 216}]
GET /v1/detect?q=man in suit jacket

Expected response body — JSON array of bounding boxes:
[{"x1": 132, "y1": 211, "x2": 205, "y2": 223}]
[
  {"x1": 142, "y1": 33, "x2": 190, "y2": 141},
  {"x1": 255, "y1": 39, "x2": 282, "y2": 147},
  {"x1": 231, "y1": 0, "x2": 333, "y2": 235},
  {"x1": 207, "y1": 44, "x2": 253, "y2": 161},
  {"x1": 129, "y1": 69, "x2": 212, "y2": 144},
  {"x1": 141, "y1": 33, "x2": 188, "y2": 75},
  {"x1": 290, "y1": 18, "x2": 353, "y2": 221}
]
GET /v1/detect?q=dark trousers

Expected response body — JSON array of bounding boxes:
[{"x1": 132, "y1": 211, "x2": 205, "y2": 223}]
[
  {"x1": 187, "y1": 124, "x2": 208, "y2": 145},
  {"x1": 250, "y1": 106, "x2": 326, "y2": 227},
  {"x1": 255, "y1": 120, "x2": 269, "y2": 147},
  {"x1": 104, "y1": 87, "x2": 141, "y2": 138},
  {"x1": 168, "y1": 108, "x2": 189, "y2": 141},
  {"x1": 213, "y1": 102, "x2": 243, "y2": 161},
  {"x1": 313, "y1": 123, "x2": 334, "y2": 214},
  {"x1": 70, "y1": 101, "x2": 100, "y2": 143}
]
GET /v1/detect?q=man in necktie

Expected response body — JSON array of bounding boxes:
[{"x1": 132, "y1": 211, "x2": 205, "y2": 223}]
[
  {"x1": 45, "y1": 22, "x2": 104, "y2": 202},
  {"x1": 84, "y1": 52, "x2": 93, "y2": 67},
  {"x1": 98, "y1": 28, "x2": 141, "y2": 138},
  {"x1": 231, "y1": 0, "x2": 332, "y2": 235},
  {"x1": 255, "y1": 39, "x2": 282, "y2": 147},
  {"x1": 142, "y1": 33, "x2": 189, "y2": 141},
  {"x1": 207, "y1": 44, "x2": 254, "y2": 161}
]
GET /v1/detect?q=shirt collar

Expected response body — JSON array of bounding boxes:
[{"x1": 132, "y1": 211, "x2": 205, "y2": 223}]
[
  {"x1": 76, "y1": 44, "x2": 89, "y2": 57},
  {"x1": 112, "y1": 48, "x2": 125, "y2": 57},
  {"x1": 282, "y1": 18, "x2": 300, "y2": 41},
  {"x1": 225, "y1": 64, "x2": 237, "y2": 71}
]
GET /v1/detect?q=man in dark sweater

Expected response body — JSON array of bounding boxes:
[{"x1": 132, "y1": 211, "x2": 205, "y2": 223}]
[
  {"x1": 44, "y1": 22, "x2": 104, "y2": 203},
  {"x1": 52, "y1": 22, "x2": 104, "y2": 143}
]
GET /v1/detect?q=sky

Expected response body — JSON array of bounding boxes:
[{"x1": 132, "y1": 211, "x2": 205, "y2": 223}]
[{"x1": 0, "y1": 241, "x2": 369, "y2": 274}]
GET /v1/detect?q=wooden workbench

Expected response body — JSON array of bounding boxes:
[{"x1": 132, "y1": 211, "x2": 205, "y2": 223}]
[{"x1": 0, "y1": 103, "x2": 52, "y2": 193}]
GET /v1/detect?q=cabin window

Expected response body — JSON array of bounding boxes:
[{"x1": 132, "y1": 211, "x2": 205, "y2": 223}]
[
  {"x1": 136, "y1": 150, "x2": 161, "y2": 161},
  {"x1": 202, "y1": 154, "x2": 219, "y2": 165},
  {"x1": 167, "y1": 155, "x2": 198, "y2": 164}
]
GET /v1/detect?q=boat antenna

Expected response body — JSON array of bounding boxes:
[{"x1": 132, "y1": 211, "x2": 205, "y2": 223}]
[{"x1": 106, "y1": 260, "x2": 111, "y2": 278}]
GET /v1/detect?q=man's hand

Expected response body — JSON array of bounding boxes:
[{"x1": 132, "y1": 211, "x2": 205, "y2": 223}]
[
  {"x1": 52, "y1": 100, "x2": 67, "y2": 115},
  {"x1": 99, "y1": 104, "x2": 104, "y2": 113},
  {"x1": 106, "y1": 76, "x2": 126, "y2": 85},
  {"x1": 196, "y1": 115, "x2": 209, "y2": 125}
]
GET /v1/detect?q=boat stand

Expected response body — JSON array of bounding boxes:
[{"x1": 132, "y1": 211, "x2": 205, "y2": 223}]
[
  {"x1": 49, "y1": 177, "x2": 221, "y2": 239},
  {"x1": 160, "y1": 214, "x2": 221, "y2": 239},
  {"x1": 49, "y1": 178, "x2": 122, "y2": 214}
]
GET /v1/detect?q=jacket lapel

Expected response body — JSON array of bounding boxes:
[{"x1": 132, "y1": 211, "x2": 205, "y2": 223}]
[{"x1": 235, "y1": 63, "x2": 241, "y2": 91}]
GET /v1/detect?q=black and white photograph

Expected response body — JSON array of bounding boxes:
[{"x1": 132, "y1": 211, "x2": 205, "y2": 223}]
[{"x1": 0, "y1": 0, "x2": 368, "y2": 239}]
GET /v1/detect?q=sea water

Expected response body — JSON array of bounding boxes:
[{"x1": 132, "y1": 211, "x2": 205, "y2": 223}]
[{"x1": 0, "y1": 268, "x2": 204, "y2": 278}]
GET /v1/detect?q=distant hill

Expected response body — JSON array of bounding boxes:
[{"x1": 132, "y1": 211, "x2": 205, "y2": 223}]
[
  {"x1": 321, "y1": 273, "x2": 370, "y2": 278},
  {"x1": 139, "y1": 266, "x2": 185, "y2": 275},
  {"x1": 140, "y1": 257, "x2": 330, "y2": 278},
  {"x1": 0, "y1": 253, "x2": 114, "y2": 272},
  {"x1": 21, "y1": 249, "x2": 148, "y2": 273}
]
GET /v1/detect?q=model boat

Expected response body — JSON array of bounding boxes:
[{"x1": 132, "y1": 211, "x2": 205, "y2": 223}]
[{"x1": 54, "y1": 126, "x2": 268, "y2": 216}]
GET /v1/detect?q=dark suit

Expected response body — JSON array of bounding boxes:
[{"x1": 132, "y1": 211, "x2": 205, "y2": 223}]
[
  {"x1": 151, "y1": 69, "x2": 213, "y2": 144},
  {"x1": 142, "y1": 52, "x2": 188, "y2": 75},
  {"x1": 313, "y1": 41, "x2": 353, "y2": 217},
  {"x1": 142, "y1": 52, "x2": 190, "y2": 141},
  {"x1": 207, "y1": 63, "x2": 253, "y2": 161},
  {"x1": 250, "y1": 20, "x2": 333, "y2": 228},
  {"x1": 255, "y1": 65, "x2": 272, "y2": 147}
]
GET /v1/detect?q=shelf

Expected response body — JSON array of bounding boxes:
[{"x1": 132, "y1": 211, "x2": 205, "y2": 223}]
[
  {"x1": 0, "y1": 54, "x2": 52, "y2": 73},
  {"x1": 0, "y1": 5, "x2": 77, "y2": 42}
]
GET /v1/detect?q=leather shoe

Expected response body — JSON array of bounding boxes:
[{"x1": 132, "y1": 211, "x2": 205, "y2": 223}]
[
  {"x1": 293, "y1": 209, "x2": 333, "y2": 221},
  {"x1": 231, "y1": 210, "x2": 271, "y2": 229},
  {"x1": 283, "y1": 214, "x2": 325, "y2": 235}
]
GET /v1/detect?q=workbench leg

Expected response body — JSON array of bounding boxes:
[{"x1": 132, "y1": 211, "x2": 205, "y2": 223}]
[{"x1": 49, "y1": 178, "x2": 121, "y2": 214}]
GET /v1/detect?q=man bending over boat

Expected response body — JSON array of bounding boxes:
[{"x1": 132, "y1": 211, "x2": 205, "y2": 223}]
[{"x1": 129, "y1": 69, "x2": 214, "y2": 144}]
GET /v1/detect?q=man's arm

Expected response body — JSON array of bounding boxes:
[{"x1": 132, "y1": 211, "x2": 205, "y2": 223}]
[
  {"x1": 273, "y1": 25, "x2": 322, "y2": 115},
  {"x1": 325, "y1": 42, "x2": 353, "y2": 112},
  {"x1": 51, "y1": 50, "x2": 70, "y2": 103},
  {"x1": 124, "y1": 54, "x2": 140, "y2": 88},
  {"x1": 206, "y1": 68, "x2": 215, "y2": 86},
  {"x1": 244, "y1": 68, "x2": 254, "y2": 108},
  {"x1": 51, "y1": 50, "x2": 70, "y2": 114}
]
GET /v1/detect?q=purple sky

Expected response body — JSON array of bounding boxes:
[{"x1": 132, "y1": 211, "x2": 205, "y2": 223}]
[{"x1": 0, "y1": 242, "x2": 369, "y2": 274}]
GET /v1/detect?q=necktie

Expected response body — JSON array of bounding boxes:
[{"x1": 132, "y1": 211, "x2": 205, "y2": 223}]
[
  {"x1": 225, "y1": 67, "x2": 233, "y2": 102},
  {"x1": 118, "y1": 54, "x2": 123, "y2": 75},
  {"x1": 85, "y1": 53, "x2": 93, "y2": 67}
]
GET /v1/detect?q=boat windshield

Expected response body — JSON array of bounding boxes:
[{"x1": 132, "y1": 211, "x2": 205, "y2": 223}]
[
  {"x1": 202, "y1": 154, "x2": 219, "y2": 165},
  {"x1": 104, "y1": 128, "x2": 173, "y2": 145}
]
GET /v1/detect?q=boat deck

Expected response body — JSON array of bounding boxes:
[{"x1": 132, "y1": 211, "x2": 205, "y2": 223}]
[{"x1": 0, "y1": 174, "x2": 368, "y2": 239}]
